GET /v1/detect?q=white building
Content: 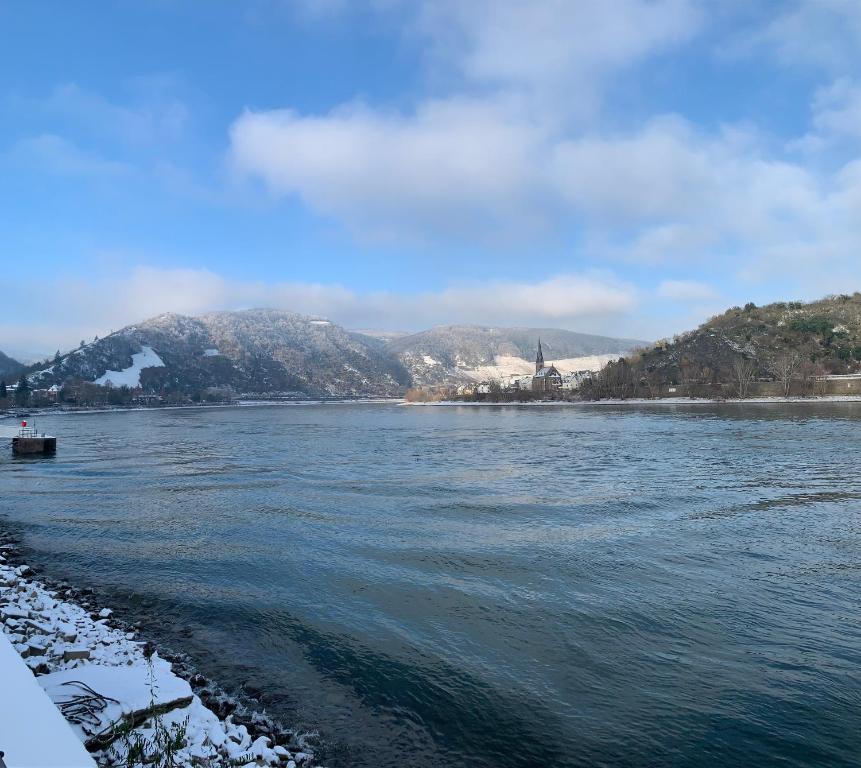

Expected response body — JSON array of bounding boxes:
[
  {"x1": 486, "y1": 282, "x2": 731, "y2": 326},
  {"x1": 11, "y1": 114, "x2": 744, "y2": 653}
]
[
  {"x1": 513, "y1": 375, "x2": 534, "y2": 391},
  {"x1": 561, "y1": 371, "x2": 593, "y2": 391}
]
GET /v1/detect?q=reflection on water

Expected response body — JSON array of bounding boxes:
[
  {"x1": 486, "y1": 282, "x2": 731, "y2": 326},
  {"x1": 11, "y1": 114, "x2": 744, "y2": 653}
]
[{"x1": 3, "y1": 402, "x2": 861, "y2": 767}]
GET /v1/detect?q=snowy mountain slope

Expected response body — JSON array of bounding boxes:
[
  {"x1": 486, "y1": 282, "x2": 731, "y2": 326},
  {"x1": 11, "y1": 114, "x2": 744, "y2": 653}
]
[{"x1": 30, "y1": 310, "x2": 411, "y2": 397}]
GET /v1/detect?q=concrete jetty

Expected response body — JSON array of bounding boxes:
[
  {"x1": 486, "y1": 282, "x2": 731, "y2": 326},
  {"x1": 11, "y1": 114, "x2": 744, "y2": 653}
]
[{"x1": 0, "y1": 424, "x2": 56, "y2": 456}]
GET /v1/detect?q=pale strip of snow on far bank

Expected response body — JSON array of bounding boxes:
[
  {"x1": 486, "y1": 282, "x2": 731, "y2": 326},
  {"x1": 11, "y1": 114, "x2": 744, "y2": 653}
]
[
  {"x1": 94, "y1": 346, "x2": 165, "y2": 388},
  {"x1": 460, "y1": 353, "x2": 622, "y2": 382},
  {"x1": 407, "y1": 396, "x2": 861, "y2": 407},
  {"x1": 0, "y1": 399, "x2": 405, "y2": 422}
]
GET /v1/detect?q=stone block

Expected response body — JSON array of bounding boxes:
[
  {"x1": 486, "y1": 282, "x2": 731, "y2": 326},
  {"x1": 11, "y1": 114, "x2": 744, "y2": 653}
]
[{"x1": 63, "y1": 647, "x2": 91, "y2": 662}]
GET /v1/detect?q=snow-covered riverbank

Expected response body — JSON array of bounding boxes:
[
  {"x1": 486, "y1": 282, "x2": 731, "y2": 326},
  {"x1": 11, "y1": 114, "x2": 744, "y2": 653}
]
[
  {"x1": 0, "y1": 398, "x2": 403, "y2": 422},
  {"x1": 0, "y1": 532, "x2": 317, "y2": 768},
  {"x1": 407, "y1": 395, "x2": 861, "y2": 406}
]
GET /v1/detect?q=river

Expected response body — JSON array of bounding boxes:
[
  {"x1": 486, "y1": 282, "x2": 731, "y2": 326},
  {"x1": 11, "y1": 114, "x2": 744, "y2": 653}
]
[{"x1": 2, "y1": 402, "x2": 860, "y2": 767}]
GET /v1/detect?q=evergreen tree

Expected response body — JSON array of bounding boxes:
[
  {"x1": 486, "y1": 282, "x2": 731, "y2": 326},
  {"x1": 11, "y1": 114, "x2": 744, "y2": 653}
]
[
  {"x1": 54, "y1": 350, "x2": 60, "y2": 362},
  {"x1": 15, "y1": 374, "x2": 30, "y2": 406},
  {"x1": 0, "y1": 380, "x2": 6, "y2": 398}
]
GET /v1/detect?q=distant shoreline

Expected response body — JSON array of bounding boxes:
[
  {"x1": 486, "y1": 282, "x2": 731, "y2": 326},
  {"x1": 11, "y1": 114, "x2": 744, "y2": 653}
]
[
  {"x1": 407, "y1": 395, "x2": 861, "y2": 407},
  {"x1": 4, "y1": 395, "x2": 860, "y2": 423},
  {"x1": 0, "y1": 398, "x2": 402, "y2": 421}
]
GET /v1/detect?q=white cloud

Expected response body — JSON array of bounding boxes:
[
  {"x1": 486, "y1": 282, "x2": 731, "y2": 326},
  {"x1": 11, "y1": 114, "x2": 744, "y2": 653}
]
[
  {"x1": 7, "y1": 134, "x2": 132, "y2": 177},
  {"x1": 229, "y1": 97, "x2": 552, "y2": 240},
  {"x1": 741, "y1": 0, "x2": 861, "y2": 72},
  {"x1": 791, "y1": 78, "x2": 861, "y2": 153},
  {"x1": 657, "y1": 280, "x2": 718, "y2": 302},
  {"x1": 229, "y1": 98, "x2": 861, "y2": 289},
  {"x1": 0, "y1": 267, "x2": 639, "y2": 355},
  {"x1": 229, "y1": 0, "x2": 709, "y2": 242},
  {"x1": 614, "y1": 224, "x2": 719, "y2": 265},
  {"x1": 551, "y1": 117, "x2": 716, "y2": 221},
  {"x1": 41, "y1": 82, "x2": 189, "y2": 146},
  {"x1": 415, "y1": 0, "x2": 701, "y2": 117}
]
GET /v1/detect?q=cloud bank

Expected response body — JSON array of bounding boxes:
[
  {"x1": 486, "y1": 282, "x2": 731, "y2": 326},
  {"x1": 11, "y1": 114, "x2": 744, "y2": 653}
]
[{"x1": 0, "y1": 267, "x2": 641, "y2": 359}]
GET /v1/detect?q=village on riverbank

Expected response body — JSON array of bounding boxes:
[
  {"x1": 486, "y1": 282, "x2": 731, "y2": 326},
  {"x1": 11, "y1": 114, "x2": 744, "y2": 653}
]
[{"x1": 405, "y1": 338, "x2": 861, "y2": 404}]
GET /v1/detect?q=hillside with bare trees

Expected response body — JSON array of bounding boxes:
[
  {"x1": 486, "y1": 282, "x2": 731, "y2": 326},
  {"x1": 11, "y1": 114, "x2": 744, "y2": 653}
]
[{"x1": 590, "y1": 293, "x2": 861, "y2": 399}]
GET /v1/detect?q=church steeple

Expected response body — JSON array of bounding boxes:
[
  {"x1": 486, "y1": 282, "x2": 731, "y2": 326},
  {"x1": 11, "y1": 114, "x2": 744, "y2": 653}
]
[{"x1": 536, "y1": 338, "x2": 544, "y2": 373}]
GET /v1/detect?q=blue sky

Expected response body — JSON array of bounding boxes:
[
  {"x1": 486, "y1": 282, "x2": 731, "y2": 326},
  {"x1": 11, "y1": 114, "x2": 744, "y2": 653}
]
[{"x1": 1, "y1": 1, "x2": 860, "y2": 358}]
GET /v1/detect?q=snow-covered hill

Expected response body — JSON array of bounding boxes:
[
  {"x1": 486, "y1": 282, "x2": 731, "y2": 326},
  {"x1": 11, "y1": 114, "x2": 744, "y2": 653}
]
[
  {"x1": 30, "y1": 310, "x2": 411, "y2": 398},
  {"x1": 386, "y1": 325, "x2": 645, "y2": 385}
]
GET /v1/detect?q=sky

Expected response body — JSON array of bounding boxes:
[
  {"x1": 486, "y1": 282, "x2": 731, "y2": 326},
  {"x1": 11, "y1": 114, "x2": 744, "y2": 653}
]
[{"x1": 1, "y1": 0, "x2": 860, "y2": 359}]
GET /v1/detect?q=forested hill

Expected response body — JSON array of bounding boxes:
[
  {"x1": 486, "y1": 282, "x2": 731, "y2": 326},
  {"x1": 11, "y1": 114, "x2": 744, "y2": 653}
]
[
  {"x1": 0, "y1": 350, "x2": 23, "y2": 380},
  {"x1": 621, "y1": 293, "x2": 861, "y2": 387}
]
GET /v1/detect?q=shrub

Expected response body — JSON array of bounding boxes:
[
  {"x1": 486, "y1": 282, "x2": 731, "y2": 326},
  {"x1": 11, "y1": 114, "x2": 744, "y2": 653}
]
[{"x1": 789, "y1": 315, "x2": 834, "y2": 335}]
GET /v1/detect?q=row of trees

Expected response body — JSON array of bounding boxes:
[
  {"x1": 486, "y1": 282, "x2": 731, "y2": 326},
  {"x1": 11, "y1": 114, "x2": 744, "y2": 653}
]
[
  {"x1": 585, "y1": 352, "x2": 832, "y2": 400},
  {"x1": 0, "y1": 375, "x2": 31, "y2": 408},
  {"x1": 0, "y1": 376, "x2": 236, "y2": 411}
]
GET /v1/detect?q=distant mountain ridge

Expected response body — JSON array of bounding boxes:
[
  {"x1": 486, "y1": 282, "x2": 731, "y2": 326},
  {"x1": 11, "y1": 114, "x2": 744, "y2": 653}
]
[
  {"x1": 0, "y1": 350, "x2": 24, "y2": 380},
  {"x1": 23, "y1": 311, "x2": 644, "y2": 397}
]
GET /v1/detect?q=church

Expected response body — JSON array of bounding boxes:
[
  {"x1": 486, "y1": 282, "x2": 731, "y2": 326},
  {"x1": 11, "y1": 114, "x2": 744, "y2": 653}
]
[{"x1": 532, "y1": 340, "x2": 562, "y2": 393}]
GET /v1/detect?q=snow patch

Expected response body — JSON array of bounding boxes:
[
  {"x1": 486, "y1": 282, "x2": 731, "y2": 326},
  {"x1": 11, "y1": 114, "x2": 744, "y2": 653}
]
[
  {"x1": 0, "y1": 632, "x2": 95, "y2": 767},
  {"x1": 94, "y1": 346, "x2": 165, "y2": 388},
  {"x1": 460, "y1": 354, "x2": 621, "y2": 382},
  {"x1": 422, "y1": 355, "x2": 440, "y2": 366},
  {"x1": 203, "y1": 348, "x2": 220, "y2": 357}
]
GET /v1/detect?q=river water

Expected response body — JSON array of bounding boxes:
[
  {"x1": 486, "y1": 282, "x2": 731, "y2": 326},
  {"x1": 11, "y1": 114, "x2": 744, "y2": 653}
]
[{"x1": 2, "y1": 402, "x2": 861, "y2": 767}]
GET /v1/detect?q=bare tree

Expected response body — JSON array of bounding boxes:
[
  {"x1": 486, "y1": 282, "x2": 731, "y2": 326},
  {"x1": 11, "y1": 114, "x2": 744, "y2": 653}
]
[
  {"x1": 813, "y1": 363, "x2": 829, "y2": 396},
  {"x1": 680, "y1": 359, "x2": 702, "y2": 399},
  {"x1": 768, "y1": 352, "x2": 799, "y2": 397},
  {"x1": 642, "y1": 367, "x2": 661, "y2": 399},
  {"x1": 798, "y1": 360, "x2": 817, "y2": 396},
  {"x1": 732, "y1": 355, "x2": 756, "y2": 399}
]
